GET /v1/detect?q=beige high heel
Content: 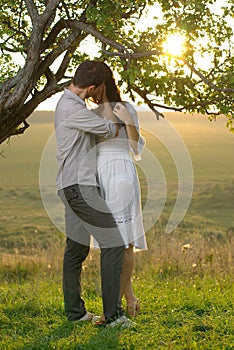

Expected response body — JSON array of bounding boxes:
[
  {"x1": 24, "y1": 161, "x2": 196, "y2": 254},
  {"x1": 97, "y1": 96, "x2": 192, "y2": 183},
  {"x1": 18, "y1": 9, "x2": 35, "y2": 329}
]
[{"x1": 127, "y1": 299, "x2": 140, "y2": 317}]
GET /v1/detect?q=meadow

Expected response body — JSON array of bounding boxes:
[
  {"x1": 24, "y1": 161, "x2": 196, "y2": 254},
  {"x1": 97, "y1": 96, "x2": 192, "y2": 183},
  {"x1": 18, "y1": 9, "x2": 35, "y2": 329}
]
[{"x1": 0, "y1": 111, "x2": 234, "y2": 349}]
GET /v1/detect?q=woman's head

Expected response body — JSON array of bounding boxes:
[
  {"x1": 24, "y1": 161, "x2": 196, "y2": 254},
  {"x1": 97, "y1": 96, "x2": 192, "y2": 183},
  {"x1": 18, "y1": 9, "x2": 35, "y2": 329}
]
[{"x1": 100, "y1": 62, "x2": 122, "y2": 104}]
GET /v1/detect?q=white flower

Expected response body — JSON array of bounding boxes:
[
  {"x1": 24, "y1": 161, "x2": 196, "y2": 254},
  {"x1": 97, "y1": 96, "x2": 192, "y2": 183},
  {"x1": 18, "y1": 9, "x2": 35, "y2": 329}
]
[{"x1": 182, "y1": 244, "x2": 191, "y2": 253}]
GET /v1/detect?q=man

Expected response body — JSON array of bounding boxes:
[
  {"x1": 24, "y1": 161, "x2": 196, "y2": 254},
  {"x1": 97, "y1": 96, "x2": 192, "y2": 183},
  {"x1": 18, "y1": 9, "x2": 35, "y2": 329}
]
[{"x1": 55, "y1": 60, "x2": 130, "y2": 326}]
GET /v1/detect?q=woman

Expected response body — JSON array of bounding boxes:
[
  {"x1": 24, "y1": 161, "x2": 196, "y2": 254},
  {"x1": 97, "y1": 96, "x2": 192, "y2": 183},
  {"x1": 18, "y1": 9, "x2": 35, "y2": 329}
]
[{"x1": 93, "y1": 62, "x2": 147, "y2": 318}]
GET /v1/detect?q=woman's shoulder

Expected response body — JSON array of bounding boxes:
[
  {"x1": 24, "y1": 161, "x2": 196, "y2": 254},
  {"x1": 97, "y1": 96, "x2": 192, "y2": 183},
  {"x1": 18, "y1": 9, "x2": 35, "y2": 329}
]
[
  {"x1": 123, "y1": 101, "x2": 138, "y2": 117},
  {"x1": 122, "y1": 101, "x2": 135, "y2": 109}
]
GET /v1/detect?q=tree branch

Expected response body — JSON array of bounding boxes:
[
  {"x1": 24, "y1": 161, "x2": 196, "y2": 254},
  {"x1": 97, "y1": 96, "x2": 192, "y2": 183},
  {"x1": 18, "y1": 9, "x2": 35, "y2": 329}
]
[
  {"x1": 1, "y1": 19, "x2": 29, "y2": 52},
  {"x1": 60, "y1": 0, "x2": 71, "y2": 18},
  {"x1": 10, "y1": 120, "x2": 30, "y2": 136},
  {"x1": 40, "y1": 19, "x2": 67, "y2": 52},
  {"x1": 1, "y1": 2, "x2": 62, "y2": 111},
  {"x1": 40, "y1": 0, "x2": 62, "y2": 26},
  {"x1": 101, "y1": 45, "x2": 161, "y2": 58},
  {"x1": 0, "y1": 151, "x2": 6, "y2": 159},
  {"x1": 131, "y1": 83, "x2": 233, "y2": 116},
  {"x1": 55, "y1": 38, "x2": 86, "y2": 81},
  {"x1": 182, "y1": 58, "x2": 234, "y2": 93},
  {"x1": 131, "y1": 84, "x2": 165, "y2": 120},
  {"x1": 66, "y1": 20, "x2": 128, "y2": 53},
  {"x1": 28, "y1": 11, "x2": 234, "y2": 97},
  {"x1": 24, "y1": 0, "x2": 38, "y2": 24},
  {"x1": 101, "y1": 44, "x2": 234, "y2": 94},
  {"x1": 37, "y1": 29, "x2": 84, "y2": 79},
  {"x1": 18, "y1": 80, "x2": 69, "y2": 122},
  {"x1": 79, "y1": 0, "x2": 99, "y2": 22}
]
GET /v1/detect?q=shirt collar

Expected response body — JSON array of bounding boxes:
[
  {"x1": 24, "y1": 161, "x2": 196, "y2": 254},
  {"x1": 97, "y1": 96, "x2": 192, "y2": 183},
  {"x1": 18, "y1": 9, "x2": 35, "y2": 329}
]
[{"x1": 64, "y1": 88, "x2": 86, "y2": 106}]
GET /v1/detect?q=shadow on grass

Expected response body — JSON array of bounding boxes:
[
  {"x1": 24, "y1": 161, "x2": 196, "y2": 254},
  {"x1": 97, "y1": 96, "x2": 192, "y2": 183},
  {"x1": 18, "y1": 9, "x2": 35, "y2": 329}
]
[
  {"x1": 19, "y1": 321, "x2": 122, "y2": 350},
  {"x1": 1, "y1": 300, "x2": 123, "y2": 350}
]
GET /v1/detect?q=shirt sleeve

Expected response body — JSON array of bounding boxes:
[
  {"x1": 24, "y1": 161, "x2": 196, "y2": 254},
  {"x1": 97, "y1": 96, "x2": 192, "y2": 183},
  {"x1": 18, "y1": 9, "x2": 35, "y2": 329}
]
[
  {"x1": 125, "y1": 103, "x2": 146, "y2": 159},
  {"x1": 66, "y1": 104, "x2": 116, "y2": 139}
]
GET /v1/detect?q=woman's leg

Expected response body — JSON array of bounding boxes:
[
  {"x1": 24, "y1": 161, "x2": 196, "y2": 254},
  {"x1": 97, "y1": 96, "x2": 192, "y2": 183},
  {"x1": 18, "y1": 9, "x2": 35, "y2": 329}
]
[
  {"x1": 100, "y1": 245, "x2": 140, "y2": 321},
  {"x1": 119, "y1": 245, "x2": 139, "y2": 316},
  {"x1": 119, "y1": 245, "x2": 134, "y2": 300},
  {"x1": 99, "y1": 245, "x2": 138, "y2": 321}
]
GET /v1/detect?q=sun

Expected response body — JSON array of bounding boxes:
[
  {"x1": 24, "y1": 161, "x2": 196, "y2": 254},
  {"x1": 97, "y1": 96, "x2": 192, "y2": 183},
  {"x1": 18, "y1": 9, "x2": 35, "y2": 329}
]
[{"x1": 163, "y1": 33, "x2": 186, "y2": 56}]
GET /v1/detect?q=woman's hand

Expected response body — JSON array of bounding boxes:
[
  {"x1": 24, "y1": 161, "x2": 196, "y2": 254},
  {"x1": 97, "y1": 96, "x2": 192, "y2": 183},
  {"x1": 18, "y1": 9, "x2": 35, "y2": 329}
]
[
  {"x1": 92, "y1": 85, "x2": 118, "y2": 128},
  {"x1": 92, "y1": 84, "x2": 109, "y2": 104},
  {"x1": 99, "y1": 84, "x2": 109, "y2": 103},
  {"x1": 113, "y1": 103, "x2": 133, "y2": 125}
]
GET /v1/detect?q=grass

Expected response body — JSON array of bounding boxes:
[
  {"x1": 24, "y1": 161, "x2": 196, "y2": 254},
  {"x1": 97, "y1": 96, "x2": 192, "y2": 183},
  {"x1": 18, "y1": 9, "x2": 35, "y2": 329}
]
[
  {"x1": 0, "y1": 111, "x2": 234, "y2": 349},
  {"x1": 0, "y1": 265, "x2": 233, "y2": 349},
  {"x1": 0, "y1": 224, "x2": 233, "y2": 349}
]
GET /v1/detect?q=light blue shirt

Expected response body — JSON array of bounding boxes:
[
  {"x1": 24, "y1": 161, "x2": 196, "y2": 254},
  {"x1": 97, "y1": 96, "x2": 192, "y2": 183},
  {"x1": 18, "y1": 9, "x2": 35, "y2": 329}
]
[{"x1": 55, "y1": 88, "x2": 116, "y2": 189}]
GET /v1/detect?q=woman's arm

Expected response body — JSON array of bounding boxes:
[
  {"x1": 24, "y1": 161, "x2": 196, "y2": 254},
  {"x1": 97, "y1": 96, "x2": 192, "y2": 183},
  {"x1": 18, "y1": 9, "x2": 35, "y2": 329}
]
[
  {"x1": 113, "y1": 103, "x2": 143, "y2": 156},
  {"x1": 125, "y1": 125, "x2": 139, "y2": 155}
]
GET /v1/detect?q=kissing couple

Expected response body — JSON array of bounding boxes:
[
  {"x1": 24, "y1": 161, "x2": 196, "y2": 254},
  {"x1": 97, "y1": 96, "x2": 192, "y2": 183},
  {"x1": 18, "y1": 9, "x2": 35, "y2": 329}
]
[{"x1": 55, "y1": 60, "x2": 147, "y2": 327}]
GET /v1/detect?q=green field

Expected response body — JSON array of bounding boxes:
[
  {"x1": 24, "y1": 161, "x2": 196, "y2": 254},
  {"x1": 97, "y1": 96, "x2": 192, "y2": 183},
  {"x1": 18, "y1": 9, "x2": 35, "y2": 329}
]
[
  {"x1": 0, "y1": 111, "x2": 234, "y2": 349},
  {"x1": 1, "y1": 110, "x2": 233, "y2": 248}
]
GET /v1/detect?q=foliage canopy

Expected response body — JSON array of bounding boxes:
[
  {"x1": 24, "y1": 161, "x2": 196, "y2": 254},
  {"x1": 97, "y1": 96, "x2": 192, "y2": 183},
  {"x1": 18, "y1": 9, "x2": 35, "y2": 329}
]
[{"x1": 0, "y1": 0, "x2": 233, "y2": 143}]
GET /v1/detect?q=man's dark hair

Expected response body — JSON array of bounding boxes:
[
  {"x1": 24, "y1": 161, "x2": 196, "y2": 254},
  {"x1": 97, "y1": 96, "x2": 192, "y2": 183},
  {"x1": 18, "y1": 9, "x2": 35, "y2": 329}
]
[{"x1": 73, "y1": 60, "x2": 106, "y2": 88}]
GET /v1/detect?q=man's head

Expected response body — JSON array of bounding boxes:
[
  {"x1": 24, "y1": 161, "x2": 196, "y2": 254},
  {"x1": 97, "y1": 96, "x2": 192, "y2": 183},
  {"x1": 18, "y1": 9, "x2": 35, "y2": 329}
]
[{"x1": 72, "y1": 60, "x2": 106, "y2": 99}]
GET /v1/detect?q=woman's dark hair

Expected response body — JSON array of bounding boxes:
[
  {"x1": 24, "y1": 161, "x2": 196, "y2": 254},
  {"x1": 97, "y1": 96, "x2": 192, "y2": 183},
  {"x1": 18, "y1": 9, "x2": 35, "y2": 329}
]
[
  {"x1": 100, "y1": 62, "x2": 122, "y2": 104},
  {"x1": 98, "y1": 62, "x2": 125, "y2": 128},
  {"x1": 73, "y1": 60, "x2": 106, "y2": 88}
]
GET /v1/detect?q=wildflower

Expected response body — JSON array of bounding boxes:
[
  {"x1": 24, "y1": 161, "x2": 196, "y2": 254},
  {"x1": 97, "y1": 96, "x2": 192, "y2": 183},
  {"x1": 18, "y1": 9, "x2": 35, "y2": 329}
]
[
  {"x1": 181, "y1": 244, "x2": 191, "y2": 253},
  {"x1": 14, "y1": 248, "x2": 19, "y2": 254}
]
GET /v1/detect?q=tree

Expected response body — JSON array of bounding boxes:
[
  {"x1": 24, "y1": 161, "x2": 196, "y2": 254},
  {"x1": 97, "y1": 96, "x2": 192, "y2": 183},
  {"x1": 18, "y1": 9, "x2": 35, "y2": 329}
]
[{"x1": 0, "y1": 0, "x2": 233, "y2": 144}]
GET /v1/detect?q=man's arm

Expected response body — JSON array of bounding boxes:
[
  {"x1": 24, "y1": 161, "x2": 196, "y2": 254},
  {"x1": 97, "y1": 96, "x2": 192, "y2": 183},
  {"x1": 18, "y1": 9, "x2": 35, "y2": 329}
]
[{"x1": 65, "y1": 104, "x2": 118, "y2": 139}]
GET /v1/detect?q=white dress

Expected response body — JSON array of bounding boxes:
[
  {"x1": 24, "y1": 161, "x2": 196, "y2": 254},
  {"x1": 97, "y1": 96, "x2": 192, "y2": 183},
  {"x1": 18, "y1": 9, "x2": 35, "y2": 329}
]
[{"x1": 95, "y1": 103, "x2": 147, "y2": 250}]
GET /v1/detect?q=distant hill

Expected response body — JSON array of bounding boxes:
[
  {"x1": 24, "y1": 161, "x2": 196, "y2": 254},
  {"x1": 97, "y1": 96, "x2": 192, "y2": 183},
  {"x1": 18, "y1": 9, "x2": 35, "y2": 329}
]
[
  {"x1": 29, "y1": 109, "x2": 230, "y2": 133},
  {"x1": 28, "y1": 111, "x2": 54, "y2": 124}
]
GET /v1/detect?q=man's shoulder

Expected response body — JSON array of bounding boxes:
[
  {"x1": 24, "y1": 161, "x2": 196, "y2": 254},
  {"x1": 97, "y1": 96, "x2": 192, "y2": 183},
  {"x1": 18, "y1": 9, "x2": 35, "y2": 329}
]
[{"x1": 56, "y1": 94, "x2": 85, "y2": 115}]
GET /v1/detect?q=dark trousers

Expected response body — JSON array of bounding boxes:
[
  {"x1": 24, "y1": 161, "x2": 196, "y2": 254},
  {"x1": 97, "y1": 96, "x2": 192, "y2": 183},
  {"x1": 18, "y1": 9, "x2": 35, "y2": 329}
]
[{"x1": 59, "y1": 184, "x2": 125, "y2": 322}]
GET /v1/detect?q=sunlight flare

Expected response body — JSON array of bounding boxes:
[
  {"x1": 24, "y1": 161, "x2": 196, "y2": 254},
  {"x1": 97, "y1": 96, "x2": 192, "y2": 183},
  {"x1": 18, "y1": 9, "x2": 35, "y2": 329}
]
[{"x1": 163, "y1": 33, "x2": 186, "y2": 56}]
